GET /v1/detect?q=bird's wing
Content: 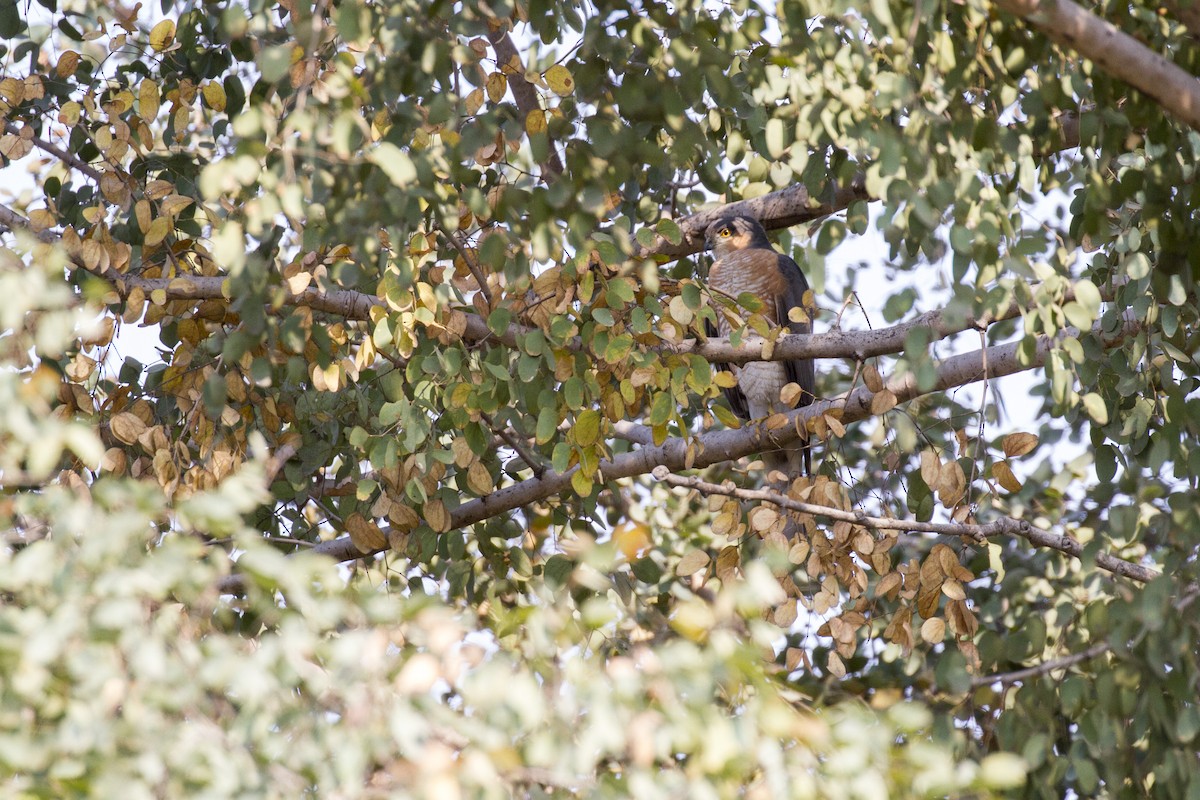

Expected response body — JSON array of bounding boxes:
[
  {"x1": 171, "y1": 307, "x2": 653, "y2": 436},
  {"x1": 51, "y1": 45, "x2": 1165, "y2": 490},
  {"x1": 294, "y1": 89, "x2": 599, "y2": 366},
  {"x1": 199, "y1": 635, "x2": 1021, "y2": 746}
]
[
  {"x1": 774, "y1": 253, "x2": 816, "y2": 407},
  {"x1": 705, "y1": 317, "x2": 749, "y2": 420}
]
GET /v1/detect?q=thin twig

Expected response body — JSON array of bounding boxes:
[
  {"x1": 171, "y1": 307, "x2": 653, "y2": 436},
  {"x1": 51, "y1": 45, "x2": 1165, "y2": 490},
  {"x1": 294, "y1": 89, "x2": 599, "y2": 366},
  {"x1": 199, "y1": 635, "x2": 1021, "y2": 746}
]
[
  {"x1": 969, "y1": 641, "x2": 1112, "y2": 688},
  {"x1": 651, "y1": 468, "x2": 1160, "y2": 583},
  {"x1": 440, "y1": 227, "x2": 494, "y2": 308},
  {"x1": 4, "y1": 121, "x2": 103, "y2": 181},
  {"x1": 480, "y1": 411, "x2": 545, "y2": 478}
]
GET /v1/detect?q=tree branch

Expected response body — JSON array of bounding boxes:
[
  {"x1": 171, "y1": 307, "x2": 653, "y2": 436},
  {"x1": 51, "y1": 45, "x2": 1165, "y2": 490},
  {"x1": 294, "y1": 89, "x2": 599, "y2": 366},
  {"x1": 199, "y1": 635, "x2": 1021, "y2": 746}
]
[
  {"x1": 654, "y1": 469, "x2": 1161, "y2": 584},
  {"x1": 4, "y1": 121, "x2": 103, "y2": 182},
  {"x1": 970, "y1": 641, "x2": 1112, "y2": 688},
  {"x1": 997, "y1": 0, "x2": 1200, "y2": 132},
  {"x1": 486, "y1": 23, "x2": 564, "y2": 180},
  {"x1": 216, "y1": 315, "x2": 1142, "y2": 592}
]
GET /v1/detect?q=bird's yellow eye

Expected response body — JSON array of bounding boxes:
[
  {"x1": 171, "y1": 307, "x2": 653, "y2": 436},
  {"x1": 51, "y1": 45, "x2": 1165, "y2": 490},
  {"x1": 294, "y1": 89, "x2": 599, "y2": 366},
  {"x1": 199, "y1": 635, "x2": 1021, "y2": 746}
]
[{"x1": 719, "y1": 229, "x2": 731, "y2": 237}]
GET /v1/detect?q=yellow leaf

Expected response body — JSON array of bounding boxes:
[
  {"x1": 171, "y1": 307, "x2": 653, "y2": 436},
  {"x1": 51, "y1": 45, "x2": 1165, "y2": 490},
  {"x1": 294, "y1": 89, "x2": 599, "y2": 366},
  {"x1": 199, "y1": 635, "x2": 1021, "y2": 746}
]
[
  {"x1": 544, "y1": 64, "x2": 575, "y2": 96},
  {"x1": 144, "y1": 216, "x2": 171, "y2": 248},
  {"x1": 574, "y1": 409, "x2": 601, "y2": 447},
  {"x1": 135, "y1": 199, "x2": 152, "y2": 232},
  {"x1": 485, "y1": 71, "x2": 507, "y2": 103},
  {"x1": 149, "y1": 19, "x2": 176, "y2": 53},
  {"x1": 201, "y1": 81, "x2": 226, "y2": 112},
  {"x1": 58, "y1": 101, "x2": 81, "y2": 125},
  {"x1": 56, "y1": 51, "x2": 81, "y2": 78},
  {"x1": 525, "y1": 109, "x2": 547, "y2": 135},
  {"x1": 138, "y1": 79, "x2": 160, "y2": 120},
  {"x1": 28, "y1": 209, "x2": 56, "y2": 232},
  {"x1": 613, "y1": 520, "x2": 651, "y2": 560},
  {"x1": 713, "y1": 370, "x2": 738, "y2": 389},
  {"x1": 570, "y1": 467, "x2": 594, "y2": 498},
  {"x1": 1002, "y1": 431, "x2": 1039, "y2": 458},
  {"x1": 159, "y1": 194, "x2": 193, "y2": 217}
]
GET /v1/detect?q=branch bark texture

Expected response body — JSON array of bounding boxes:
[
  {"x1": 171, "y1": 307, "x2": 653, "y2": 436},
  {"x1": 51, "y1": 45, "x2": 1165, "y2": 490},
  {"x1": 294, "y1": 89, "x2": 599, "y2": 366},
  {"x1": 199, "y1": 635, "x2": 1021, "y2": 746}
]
[{"x1": 997, "y1": 0, "x2": 1200, "y2": 132}]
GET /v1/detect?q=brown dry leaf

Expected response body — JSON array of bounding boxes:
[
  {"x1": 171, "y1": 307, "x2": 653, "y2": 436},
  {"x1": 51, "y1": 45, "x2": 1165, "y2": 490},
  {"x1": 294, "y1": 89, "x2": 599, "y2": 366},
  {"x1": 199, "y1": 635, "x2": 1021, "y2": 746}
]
[
  {"x1": 773, "y1": 602, "x2": 798, "y2": 628},
  {"x1": 934, "y1": 543, "x2": 958, "y2": 575},
  {"x1": 940, "y1": 579, "x2": 966, "y2": 601},
  {"x1": 824, "y1": 413, "x2": 846, "y2": 437},
  {"x1": 937, "y1": 459, "x2": 966, "y2": 507},
  {"x1": 876, "y1": 572, "x2": 902, "y2": 598},
  {"x1": 947, "y1": 600, "x2": 979, "y2": 637},
  {"x1": 56, "y1": 51, "x2": 81, "y2": 77},
  {"x1": 466, "y1": 461, "x2": 493, "y2": 495},
  {"x1": 993, "y1": 459, "x2": 1022, "y2": 493},
  {"x1": 920, "y1": 449, "x2": 941, "y2": 488},
  {"x1": 675, "y1": 549, "x2": 710, "y2": 577},
  {"x1": 788, "y1": 538, "x2": 810, "y2": 564},
  {"x1": 388, "y1": 502, "x2": 421, "y2": 532},
  {"x1": 863, "y1": 363, "x2": 884, "y2": 392},
  {"x1": 346, "y1": 512, "x2": 387, "y2": 553},
  {"x1": 1002, "y1": 431, "x2": 1039, "y2": 458},
  {"x1": 423, "y1": 498, "x2": 451, "y2": 533},
  {"x1": 485, "y1": 72, "x2": 507, "y2": 103},
  {"x1": 826, "y1": 651, "x2": 846, "y2": 678},
  {"x1": 110, "y1": 411, "x2": 148, "y2": 445},
  {"x1": 920, "y1": 617, "x2": 945, "y2": 644},
  {"x1": 779, "y1": 382, "x2": 803, "y2": 408},
  {"x1": 749, "y1": 506, "x2": 780, "y2": 533},
  {"x1": 917, "y1": 585, "x2": 941, "y2": 618},
  {"x1": 869, "y1": 388, "x2": 897, "y2": 415},
  {"x1": 714, "y1": 546, "x2": 740, "y2": 583}
]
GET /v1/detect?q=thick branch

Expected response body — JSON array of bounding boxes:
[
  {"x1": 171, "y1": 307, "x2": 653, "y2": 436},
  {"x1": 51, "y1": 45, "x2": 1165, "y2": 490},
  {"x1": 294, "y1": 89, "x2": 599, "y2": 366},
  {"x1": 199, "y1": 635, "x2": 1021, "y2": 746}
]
[
  {"x1": 486, "y1": 24, "x2": 564, "y2": 180},
  {"x1": 997, "y1": 0, "x2": 1200, "y2": 132},
  {"x1": 638, "y1": 178, "x2": 872, "y2": 260}
]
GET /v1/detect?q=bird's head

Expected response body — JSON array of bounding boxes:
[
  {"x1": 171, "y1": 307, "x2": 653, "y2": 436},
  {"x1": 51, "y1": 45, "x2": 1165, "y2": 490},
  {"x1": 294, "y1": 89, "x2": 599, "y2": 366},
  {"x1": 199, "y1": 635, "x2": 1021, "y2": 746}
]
[{"x1": 704, "y1": 215, "x2": 771, "y2": 257}]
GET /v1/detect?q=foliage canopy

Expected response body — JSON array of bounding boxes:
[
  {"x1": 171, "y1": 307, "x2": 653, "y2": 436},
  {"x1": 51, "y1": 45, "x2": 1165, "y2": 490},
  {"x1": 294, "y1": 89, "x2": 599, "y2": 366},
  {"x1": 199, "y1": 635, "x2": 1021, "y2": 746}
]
[{"x1": 2, "y1": 0, "x2": 1199, "y2": 796}]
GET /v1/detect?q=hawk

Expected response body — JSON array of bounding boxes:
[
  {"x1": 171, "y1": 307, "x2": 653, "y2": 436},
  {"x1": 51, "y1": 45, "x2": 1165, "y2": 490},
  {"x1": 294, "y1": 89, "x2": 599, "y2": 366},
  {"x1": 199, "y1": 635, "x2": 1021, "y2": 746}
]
[{"x1": 704, "y1": 215, "x2": 816, "y2": 476}]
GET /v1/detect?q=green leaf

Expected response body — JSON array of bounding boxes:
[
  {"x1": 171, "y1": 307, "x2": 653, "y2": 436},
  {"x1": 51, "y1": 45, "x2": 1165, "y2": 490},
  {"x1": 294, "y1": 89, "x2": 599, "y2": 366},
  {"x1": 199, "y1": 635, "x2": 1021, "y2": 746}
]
[{"x1": 369, "y1": 143, "x2": 416, "y2": 187}]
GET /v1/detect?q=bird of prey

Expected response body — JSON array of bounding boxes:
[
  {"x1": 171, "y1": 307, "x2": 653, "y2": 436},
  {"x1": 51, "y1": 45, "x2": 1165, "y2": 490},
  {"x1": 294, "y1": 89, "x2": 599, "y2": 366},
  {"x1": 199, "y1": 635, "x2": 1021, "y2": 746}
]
[{"x1": 704, "y1": 215, "x2": 816, "y2": 477}]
